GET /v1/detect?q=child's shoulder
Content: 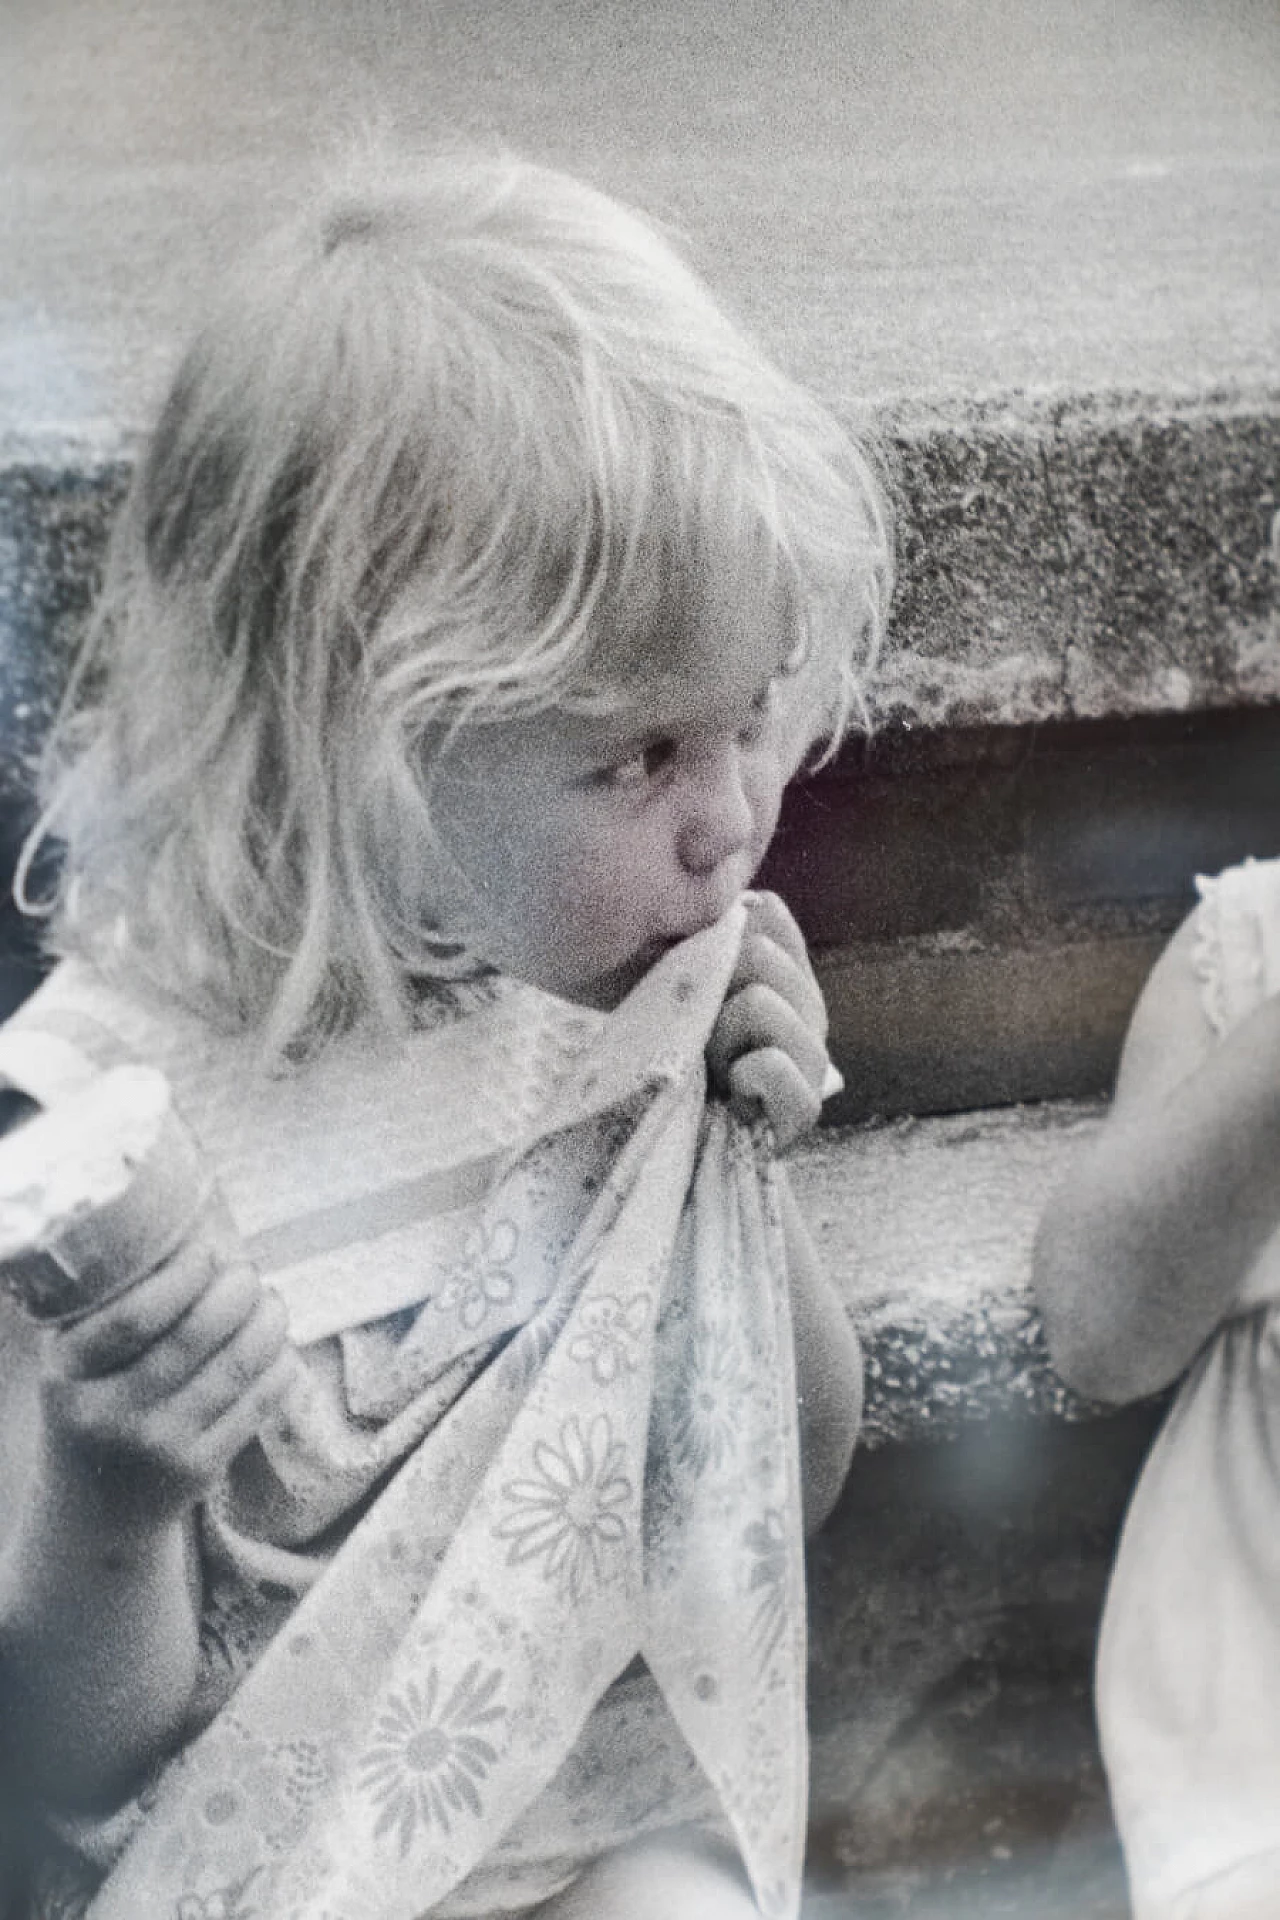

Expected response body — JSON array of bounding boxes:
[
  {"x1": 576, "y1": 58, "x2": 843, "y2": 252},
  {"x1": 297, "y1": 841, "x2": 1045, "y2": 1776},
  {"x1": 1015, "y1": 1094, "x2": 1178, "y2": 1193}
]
[{"x1": 1111, "y1": 855, "x2": 1280, "y2": 1112}]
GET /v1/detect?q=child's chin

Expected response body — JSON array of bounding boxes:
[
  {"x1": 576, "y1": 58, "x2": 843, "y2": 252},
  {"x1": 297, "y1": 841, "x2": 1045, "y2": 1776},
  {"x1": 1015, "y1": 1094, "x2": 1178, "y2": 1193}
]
[{"x1": 568, "y1": 941, "x2": 676, "y2": 1011}]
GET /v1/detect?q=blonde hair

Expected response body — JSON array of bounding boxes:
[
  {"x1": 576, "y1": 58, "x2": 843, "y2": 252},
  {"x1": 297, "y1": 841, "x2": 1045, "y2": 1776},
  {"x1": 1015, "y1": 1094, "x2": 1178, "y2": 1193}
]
[{"x1": 24, "y1": 151, "x2": 892, "y2": 1056}]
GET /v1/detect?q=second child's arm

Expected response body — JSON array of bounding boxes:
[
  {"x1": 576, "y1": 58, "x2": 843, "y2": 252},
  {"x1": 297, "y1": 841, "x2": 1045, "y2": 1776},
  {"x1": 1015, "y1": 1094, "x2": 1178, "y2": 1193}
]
[
  {"x1": 1035, "y1": 911, "x2": 1280, "y2": 1404},
  {"x1": 0, "y1": 1218, "x2": 293, "y2": 1806}
]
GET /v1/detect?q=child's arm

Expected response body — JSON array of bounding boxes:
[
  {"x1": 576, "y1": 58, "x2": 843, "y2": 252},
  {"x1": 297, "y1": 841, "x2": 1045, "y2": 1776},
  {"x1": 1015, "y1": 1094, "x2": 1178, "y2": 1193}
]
[
  {"x1": 778, "y1": 1172, "x2": 862, "y2": 1532},
  {"x1": 707, "y1": 890, "x2": 860, "y2": 1530},
  {"x1": 0, "y1": 1216, "x2": 294, "y2": 1806},
  {"x1": 1034, "y1": 907, "x2": 1280, "y2": 1403}
]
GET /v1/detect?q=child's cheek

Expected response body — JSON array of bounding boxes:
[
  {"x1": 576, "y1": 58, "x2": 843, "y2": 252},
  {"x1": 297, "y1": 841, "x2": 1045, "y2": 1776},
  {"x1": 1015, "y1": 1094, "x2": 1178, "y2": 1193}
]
[{"x1": 566, "y1": 809, "x2": 681, "y2": 940}]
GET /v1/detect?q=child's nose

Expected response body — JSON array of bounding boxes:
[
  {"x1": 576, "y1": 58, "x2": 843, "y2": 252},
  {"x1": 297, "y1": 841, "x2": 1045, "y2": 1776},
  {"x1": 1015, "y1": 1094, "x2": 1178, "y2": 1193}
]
[{"x1": 675, "y1": 744, "x2": 757, "y2": 876}]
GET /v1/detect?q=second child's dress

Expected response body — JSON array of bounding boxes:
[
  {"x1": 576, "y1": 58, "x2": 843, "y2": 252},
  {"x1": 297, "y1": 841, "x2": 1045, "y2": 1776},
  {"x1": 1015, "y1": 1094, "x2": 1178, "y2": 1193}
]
[
  {"x1": 1099, "y1": 856, "x2": 1280, "y2": 1920},
  {"x1": 1, "y1": 905, "x2": 817, "y2": 1920}
]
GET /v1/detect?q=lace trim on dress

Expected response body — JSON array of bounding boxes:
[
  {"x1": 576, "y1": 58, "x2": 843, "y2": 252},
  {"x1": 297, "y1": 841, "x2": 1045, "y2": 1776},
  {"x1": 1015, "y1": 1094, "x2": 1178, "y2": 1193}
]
[
  {"x1": 1192, "y1": 860, "x2": 1267, "y2": 1039},
  {"x1": 1192, "y1": 871, "x2": 1230, "y2": 1037}
]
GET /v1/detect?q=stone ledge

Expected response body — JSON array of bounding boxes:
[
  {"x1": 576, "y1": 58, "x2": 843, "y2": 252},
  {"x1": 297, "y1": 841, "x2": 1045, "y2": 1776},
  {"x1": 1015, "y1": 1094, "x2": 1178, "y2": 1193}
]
[
  {"x1": 880, "y1": 392, "x2": 1280, "y2": 731},
  {"x1": 790, "y1": 1097, "x2": 1114, "y2": 1447},
  {"x1": 2, "y1": 389, "x2": 1278, "y2": 816}
]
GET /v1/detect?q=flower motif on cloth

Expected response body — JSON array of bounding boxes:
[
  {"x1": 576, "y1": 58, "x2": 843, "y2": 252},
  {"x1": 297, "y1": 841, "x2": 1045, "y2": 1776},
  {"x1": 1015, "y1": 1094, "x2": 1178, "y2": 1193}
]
[
  {"x1": 495, "y1": 1414, "x2": 632, "y2": 1603},
  {"x1": 434, "y1": 1219, "x2": 521, "y2": 1330},
  {"x1": 356, "y1": 1664, "x2": 506, "y2": 1854},
  {"x1": 743, "y1": 1511, "x2": 789, "y2": 1677},
  {"x1": 174, "y1": 1882, "x2": 261, "y2": 1920},
  {"x1": 668, "y1": 1314, "x2": 753, "y2": 1478},
  {"x1": 198, "y1": 1740, "x2": 326, "y2": 1858},
  {"x1": 566, "y1": 1290, "x2": 652, "y2": 1384}
]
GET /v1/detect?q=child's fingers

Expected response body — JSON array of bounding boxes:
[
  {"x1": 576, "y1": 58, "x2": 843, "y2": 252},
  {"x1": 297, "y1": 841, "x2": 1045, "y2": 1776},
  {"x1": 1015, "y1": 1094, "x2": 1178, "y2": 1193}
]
[
  {"x1": 728, "y1": 1048, "x2": 822, "y2": 1153},
  {"x1": 159, "y1": 1294, "x2": 292, "y2": 1445},
  {"x1": 91, "y1": 1262, "x2": 274, "y2": 1404},
  {"x1": 707, "y1": 983, "x2": 830, "y2": 1096},
  {"x1": 187, "y1": 1346, "x2": 301, "y2": 1486},
  {"x1": 742, "y1": 890, "x2": 812, "y2": 974},
  {"x1": 51, "y1": 1233, "x2": 232, "y2": 1380},
  {"x1": 55, "y1": 1288, "x2": 291, "y2": 1474},
  {"x1": 727, "y1": 931, "x2": 827, "y2": 1041}
]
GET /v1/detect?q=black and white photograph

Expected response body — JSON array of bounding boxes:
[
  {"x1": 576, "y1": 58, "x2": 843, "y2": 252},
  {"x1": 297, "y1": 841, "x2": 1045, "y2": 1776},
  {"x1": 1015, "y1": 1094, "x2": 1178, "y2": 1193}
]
[{"x1": 1, "y1": 3, "x2": 1277, "y2": 1915}]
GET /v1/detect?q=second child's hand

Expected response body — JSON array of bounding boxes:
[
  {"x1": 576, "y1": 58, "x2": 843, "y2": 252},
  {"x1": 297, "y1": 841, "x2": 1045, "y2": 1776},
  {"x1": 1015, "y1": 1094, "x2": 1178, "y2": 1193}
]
[{"x1": 705, "y1": 891, "x2": 834, "y2": 1153}]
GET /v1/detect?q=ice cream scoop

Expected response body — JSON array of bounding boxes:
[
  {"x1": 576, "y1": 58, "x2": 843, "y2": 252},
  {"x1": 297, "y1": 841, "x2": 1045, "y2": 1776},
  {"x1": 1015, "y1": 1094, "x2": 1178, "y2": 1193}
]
[{"x1": 0, "y1": 1064, "x2": 214, "y2": 1324}]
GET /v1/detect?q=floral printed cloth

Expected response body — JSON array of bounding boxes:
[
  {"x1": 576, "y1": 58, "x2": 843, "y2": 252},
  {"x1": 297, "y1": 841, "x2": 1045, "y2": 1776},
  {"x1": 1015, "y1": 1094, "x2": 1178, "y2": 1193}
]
[
  {"x1": 1098, "y1": 858, "x2": 1280, "y2": 1920},
  {"x1": 2, "y1": 905, "x2": 808, "y2": 1920}
]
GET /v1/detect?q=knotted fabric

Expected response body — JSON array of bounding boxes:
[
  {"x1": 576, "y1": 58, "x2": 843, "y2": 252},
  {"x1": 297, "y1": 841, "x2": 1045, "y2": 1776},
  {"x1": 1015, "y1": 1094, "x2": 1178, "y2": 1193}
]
[{"x1": 4, "y1": 905, "x2": 808, "y2": 1920}]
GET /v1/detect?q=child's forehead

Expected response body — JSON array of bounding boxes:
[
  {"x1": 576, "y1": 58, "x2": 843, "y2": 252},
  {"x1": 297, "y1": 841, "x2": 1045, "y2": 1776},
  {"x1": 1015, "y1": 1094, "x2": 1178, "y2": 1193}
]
[{"x1": 574, "y1": 569, "x2": 797, "y2": 709}]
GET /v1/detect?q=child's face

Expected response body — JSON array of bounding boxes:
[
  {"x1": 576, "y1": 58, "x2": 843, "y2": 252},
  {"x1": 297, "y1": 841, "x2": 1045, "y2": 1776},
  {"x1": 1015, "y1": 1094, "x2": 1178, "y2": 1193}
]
[{"x1": 424, "y1": 591, "x2": 802, "y2": 1009}]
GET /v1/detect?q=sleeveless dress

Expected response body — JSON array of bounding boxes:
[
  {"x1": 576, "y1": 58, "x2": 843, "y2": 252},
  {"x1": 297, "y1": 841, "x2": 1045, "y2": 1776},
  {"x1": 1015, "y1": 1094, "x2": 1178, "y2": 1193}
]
[
  {"x1": 1098, "y1": 857, "x2": 1280, "y2": 1920},
  {"x1": 0, "y1": 906, "x2": 815, "y2": 1920}
]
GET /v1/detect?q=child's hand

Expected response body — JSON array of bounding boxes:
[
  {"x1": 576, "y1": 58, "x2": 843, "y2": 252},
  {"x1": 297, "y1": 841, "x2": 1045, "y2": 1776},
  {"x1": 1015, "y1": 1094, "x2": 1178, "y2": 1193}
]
[
  {"x1": 34, "y1": 1211, "x2": 294, "y2": 1521},
  {"x1": 706, "y1": 891, "x2": 835, "y2": 1152}
]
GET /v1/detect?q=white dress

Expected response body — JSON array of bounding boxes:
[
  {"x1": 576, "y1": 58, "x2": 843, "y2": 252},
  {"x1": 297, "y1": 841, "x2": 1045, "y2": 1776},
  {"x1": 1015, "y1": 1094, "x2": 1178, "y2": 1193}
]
[
  {"x1": 1, "y1": 908, "x2": 812, "y2": 1920},
  {"x1": 1098, "y1": 857, "x2": 1280, "y2": 1920}
]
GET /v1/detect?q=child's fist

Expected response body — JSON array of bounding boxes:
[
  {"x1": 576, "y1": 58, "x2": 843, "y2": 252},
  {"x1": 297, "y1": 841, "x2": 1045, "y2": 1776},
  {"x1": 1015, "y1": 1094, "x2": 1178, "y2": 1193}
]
[
  {"x1": 706, "y1": 891, "x2": 836, "y2": 1151},
  {"x1": 36, "y1": 1207, "x2": 294, "y2": 1518}
]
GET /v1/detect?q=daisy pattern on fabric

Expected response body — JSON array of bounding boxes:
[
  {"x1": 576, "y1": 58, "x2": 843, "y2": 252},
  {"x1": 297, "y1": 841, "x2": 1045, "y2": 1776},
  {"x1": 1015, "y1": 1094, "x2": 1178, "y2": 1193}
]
[
  {"x1": 743, "y1": 1509, "x2": 789, "y2": 1676},
  {"x1": 567, "y1": 1291, "x2": 651, "y2": 1384},
  {"x1": 356, "y1": 1663, "x2": 505, "y2": 1857},
  {"x1": 189, "y1": 1731, "x2": 328, "y2": 1856},
  {"x1": 496, "y1": 1414, "x2": 632, "y2": 1602},
  {"x1": 669, "y1": 1314, "x2": 751, "y2": 1477},
  {"x1": 174, "y1": 1889, "x2": 259, "y2": 1920},
  {"x1": 435, "y1": 1219, "x2": 520, "y2": 1330}
]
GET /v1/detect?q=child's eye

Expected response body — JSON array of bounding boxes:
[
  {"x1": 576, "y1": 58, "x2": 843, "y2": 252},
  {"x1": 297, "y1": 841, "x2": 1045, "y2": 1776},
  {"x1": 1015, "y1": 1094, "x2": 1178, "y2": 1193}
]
[
  {"x1": 593, "y1": 738, "x2": 677, "y2": 790},
  {"x1": 737, "y1": 682, "x2": 775, "y2": 746}
]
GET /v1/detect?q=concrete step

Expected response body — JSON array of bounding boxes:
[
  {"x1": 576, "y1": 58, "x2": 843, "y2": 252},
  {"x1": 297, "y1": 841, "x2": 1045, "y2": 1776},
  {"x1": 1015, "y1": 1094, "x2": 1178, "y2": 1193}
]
[
  {"x1": 791, "y1": 1101, "x2": 1150, "y2": 1913},
  {"x1": 6, "y1": 1, "x2": 1278, "y2": 424},
  {"x1": 791, "y1": 1100, "x2": 1107, "y2": 1447}
]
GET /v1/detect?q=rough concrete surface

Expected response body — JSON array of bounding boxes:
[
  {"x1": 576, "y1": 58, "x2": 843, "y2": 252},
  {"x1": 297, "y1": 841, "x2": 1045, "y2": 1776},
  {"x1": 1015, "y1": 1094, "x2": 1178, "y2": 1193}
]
[
  {"x1": 789, "y1": 1100, "x2": 1111, "y2": 1447},
  {"x1": 883, "y1": 401, "x2": 1280, "y2": 730},
  {"x1": 803, "y1": 1407, "x2": 1155, "y2": 1916},
  {"x1": 815, "y1": 934, "x2": 1168, "y2": 1118},
  {"x1": 3, "y1": 400, "x2": 1278, "y2": 832},
  {"x1": 787, "y1": 1103, "x2": 1153, "y2": 1913},
  {"x1": 789, "y1": 1098, "x2": 1153, "y2": 1913}
]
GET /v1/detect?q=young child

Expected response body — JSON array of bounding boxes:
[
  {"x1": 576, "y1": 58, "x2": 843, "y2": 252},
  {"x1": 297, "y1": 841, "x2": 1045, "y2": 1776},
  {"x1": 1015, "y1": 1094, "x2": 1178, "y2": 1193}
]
[
  {"x1": 1035, "y1": 856, "x2": 1280, "y2": 1919},
  {"x1": 0, "y1": 153, "x2": 891, "y2": 1920}
]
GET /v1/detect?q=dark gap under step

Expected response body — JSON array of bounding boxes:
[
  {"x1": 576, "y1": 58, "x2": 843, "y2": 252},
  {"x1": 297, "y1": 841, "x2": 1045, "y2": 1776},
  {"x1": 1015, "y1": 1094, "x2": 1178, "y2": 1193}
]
[
  {"x1": 760, "y1": 702, "x2": 1280, "y2": 1118},
  {"x1": 4, "y1": 702, "x2": 1279, "y2": 1114}
]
